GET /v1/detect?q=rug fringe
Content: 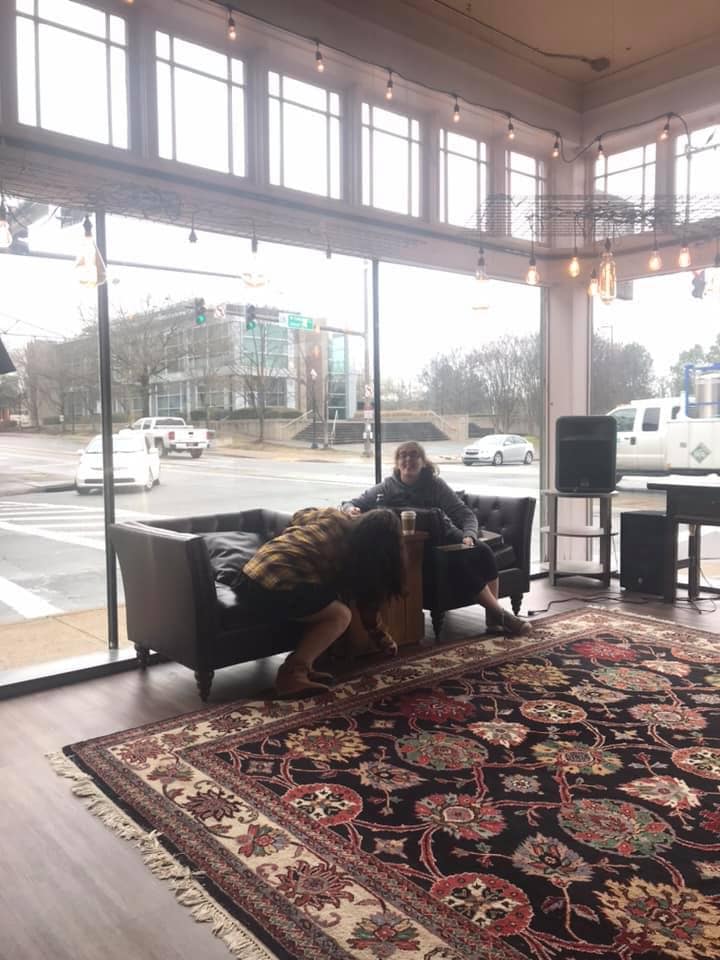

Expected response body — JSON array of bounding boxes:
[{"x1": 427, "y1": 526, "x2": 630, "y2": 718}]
[{"x1": 48, "y1": 751, "x2": 278, "y2": 960}]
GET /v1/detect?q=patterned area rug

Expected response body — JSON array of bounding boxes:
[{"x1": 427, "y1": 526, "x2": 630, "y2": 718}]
[{"x1": 52, "y1": 608, "x2": 720, "y2": 960}]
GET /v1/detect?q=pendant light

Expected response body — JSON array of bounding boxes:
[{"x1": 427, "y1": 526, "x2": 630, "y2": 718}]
[
  {"x1": 568, "y1": 219, "x2": 580, "y2": 277},
  {"x1": 242, "y1": 231, "x2": 268, "y2": 289},
  {"x1": 526, "y1": 235, "x2": 539, "y2": 285},
  {"x1": 587, "y1": 268, "x2": 599, "y2": 298},
  {"x1": 648, "y1": 228, "x2": 662, "y2": 272},
  {"x1": 678, "y1": 240, "x2": 691, "y2": 269},
  {"x1": 472, "y1": 246, "x2": 490, "y2": 310},
  {"x1": 598, "y1": 238, "x2": 616, "y2": 305},
  {"x1": 75, "y1": 215, "x2": 106, "y2": 288}
]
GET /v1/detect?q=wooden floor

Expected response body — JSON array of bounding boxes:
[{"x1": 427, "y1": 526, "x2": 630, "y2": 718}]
[{"x1": 2, "y1": 579, "x2": 720, "y2": 960}]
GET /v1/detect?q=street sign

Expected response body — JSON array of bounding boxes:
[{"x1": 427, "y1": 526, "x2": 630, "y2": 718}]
[
  {"x1": 214, "y1": 304, "x2": 226, "y2": 319},
  {"x1": 279, "y1": 312, "x2": 315, "y2": 331}
]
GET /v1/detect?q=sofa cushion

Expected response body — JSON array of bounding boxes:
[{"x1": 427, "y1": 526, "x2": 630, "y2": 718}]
[{"x1": 203, "y1": 531, "x2": 263, "y2": 588}]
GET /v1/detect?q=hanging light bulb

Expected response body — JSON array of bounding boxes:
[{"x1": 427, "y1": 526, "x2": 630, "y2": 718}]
[
  {"x1": 0, "y1": 198, "x2": 12, "y2": 249},
  {"x1": 648, "y1": 244, "x2": 662, "y2": 271},
  {"x1": 385, "y1": 70, "x2": 393, "y2": 101},
  {"x1": 452, "y1": 96, "x2": 460, "y2": 123},
  {"x1": 315, "y1": 41, "x2": 325, "y2": 72},
  {"x1": 597, "y1": 138, "x2": 604, "y2": 158},
  {"x1": 598, "y1": 237, "x2": 617, "y2": 305},
  {"x1": 678, "y1": 241, "x2": 691, "y2": 269},
  {"x1": 75, "y1": 215, "x2": 106, "y2": 288},
  {"x1": 188, "y1": 215, "x2": 198, "y2": 244},
  {"x1": 325, "y1": 240, "x2": 332, "y2": 260},
  {"x1": 472, "y1": 247, "x2": 490, "y2": 310},
  {"x1": 587, "y1": 268, "x2": 599, "y2": 298},
  {"x1": 526, "y1": 257, "x2": 539, "y2": 285},
  {"x1": 568, "y1": 253, "x2": 580, "y2": 278},
  {"x1": 507, "y1": 116, "x2": 515, "y2": 140},
  {"x1": 242, "y1": 232, "x2": 268, "y2": 289},
  {"x1": 660, "y1": 115, "x2": 671, "y2": 141},
  {"x1": 552, "y1": 135, "x2": 560, "y2": 159},
  {"x1": 227, "y1": 9, "x2": 237, "y2": 41}
]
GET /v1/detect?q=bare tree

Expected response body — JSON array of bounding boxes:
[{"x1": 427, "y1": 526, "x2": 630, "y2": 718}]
[
  {"x1": 471, "y1": 337, "x2": 526, "y2": 432},
  {"x1": 110, "y1": 303, "x2": 185, "y2": 418},
  {"x1": 24, "y1": 337, "x2": 96, "y2": 432},
  {"x1": 232, "y1": 320, "x2": 292, "y2": 442}
]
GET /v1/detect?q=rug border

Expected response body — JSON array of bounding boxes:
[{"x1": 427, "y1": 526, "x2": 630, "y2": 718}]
[{"x1": 47, "y1": 749, "x2": 279, "y2": 960}]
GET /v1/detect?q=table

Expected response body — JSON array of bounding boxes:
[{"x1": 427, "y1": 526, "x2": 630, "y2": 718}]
[
  {"x1": 542, "y1": 490, "x2": 616, "y2": 587},
  {"x1": 647, "y1": 479, "x2": 720, "y2": 602}
]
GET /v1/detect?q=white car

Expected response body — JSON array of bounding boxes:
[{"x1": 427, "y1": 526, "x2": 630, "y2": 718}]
[
  {"x1": 75, "y1": 431, "x2": 161, "y2": 494},
  {"x1": 462, "y1": 434, "x2": 535, "y2": 466}
]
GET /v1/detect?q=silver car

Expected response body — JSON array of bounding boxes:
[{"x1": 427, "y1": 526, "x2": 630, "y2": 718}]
[{"x1": 463, "y1": 434, "x2": 534, "y2": 466}]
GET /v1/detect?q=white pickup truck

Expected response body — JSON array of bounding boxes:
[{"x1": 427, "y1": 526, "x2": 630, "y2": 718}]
[{"x1": 131, "y1": 417, "x2": 213, "y2": 458}]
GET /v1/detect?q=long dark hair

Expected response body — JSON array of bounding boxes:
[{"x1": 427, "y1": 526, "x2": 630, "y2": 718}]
[{"x1": 343, "y1": 509, "x2": 405, "y2": 606}]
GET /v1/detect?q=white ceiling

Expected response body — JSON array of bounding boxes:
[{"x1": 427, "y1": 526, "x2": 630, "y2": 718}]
[{"x1": 400, "y1": 0, "x2": 720, "y2": 83}]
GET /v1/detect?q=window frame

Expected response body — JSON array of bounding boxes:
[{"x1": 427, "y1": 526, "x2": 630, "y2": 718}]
[
  {"x1": 15, "y1": 0, "x2": 129, "y2": 148},
  {"x1": 154, "y1": 28, "x2": 246, "y2": 176},
  {"x1": 361, "y1": 101, "x2": 421, "y2": 218},
  {"x1": 594, "y1": 142, "x2": 657, "y2": 234},
  {"x1": 506, "y1": 149, "x2": 547, "y2": 240},
  {"x1": 438, "y1": 128, "x2": 487, "y2": 228},
  {"x1": 267, "y1": 69, "x2": 342, "y2": 200}
]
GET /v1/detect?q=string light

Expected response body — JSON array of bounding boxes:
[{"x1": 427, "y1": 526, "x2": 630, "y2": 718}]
[
  {"x1": 0, "y1": 197, "x2": 12, "y2": 249},
  {"x1": 587, "y1": 268, "x2": 599, "y2": 297},
  {"x1": 678, "y1": 240, "x2": 691, "y2": 269},
  {"x1": 188, "y1": 215, "x2": 198, "y2": 244},
  {"x1": 315, "y1": 41, "x2": 325, "y2": 72},
  {"x1": 648, "y1": 228, "x2": 661, "y2": 271},
  {"x1": 385, "y1": 70, "x2": 393, "y2": 101},
  {"x1": 525, "y1": 236, "x2": 539, "y2": 285},
  {"x1": 452, "y1": 96, "x2": 460, "y2": 123},
  {"x1": 507, "y1": 116, "x2": 515, "y2": 140},
  {"x1": 227, "y1": 8, "x2": 237, "y2": 41},
  {"x1": 597, "y1": 138, "x2": 604, "y2": 158},
  {"x1": 472, "y1": 247, "x2": 490, "y2": 310},
  {"x1": 568, "y1": 253, "x2": 580, "y2": 278},
  {"x1": 552, "y1": 135, "x2": 560, "y2": 159},
  {"x1": 598, "y1": 237, "x2": 617, "y2": 305},
  {"x1": 660, "y1": 115, "x2": 671, "y2": 141}
]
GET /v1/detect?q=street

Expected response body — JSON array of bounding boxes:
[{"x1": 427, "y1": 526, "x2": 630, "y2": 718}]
[{"x1": 0, "y1": 432, "x2": 706, "y2": 624}]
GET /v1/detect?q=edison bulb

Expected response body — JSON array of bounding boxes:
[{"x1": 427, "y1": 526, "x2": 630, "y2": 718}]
[
  {"x1": 568, "y1": 255, "x2": 580, "y2": 278},
  {"x1": 648, "y1": 249, "x2": 662, "y2": 272},
  {"x1": 678, "y1": 244, "x2": 691, "y2": 269},
  {"x1": 526, "y1": 262, "x2": 539, "y2": 285}
]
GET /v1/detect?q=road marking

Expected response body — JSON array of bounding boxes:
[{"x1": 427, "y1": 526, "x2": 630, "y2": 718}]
[
  {"x1": 0, "y1": 574, "x2": 62, "y2": 618},
  {"x1": 0, "y1": 501, "x2": 167, "y2": 550}
]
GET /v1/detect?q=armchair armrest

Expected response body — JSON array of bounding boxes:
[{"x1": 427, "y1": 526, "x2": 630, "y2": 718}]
[
  {"x1": 109, "y1": 521, "x2": 219, "y2": 669},
  {"x1": 461, "y1": 495, "x2": 536, "y2": 577}
]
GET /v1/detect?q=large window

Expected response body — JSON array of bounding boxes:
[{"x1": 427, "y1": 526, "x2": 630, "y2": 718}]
[
  {"x1": 362, "y1": 103, "x2": 420, "y2": 216},
  {"x1": 268, "y1": 72, "x2": 341, "y2": 198},
  {"x1": 439, "y1": 130, "x2": 487, "y2": 228},
  {"x1": 156, "y1": 31, "x2": 245, "y2": 175},
  {"x1": 16, "y1": 0, "x2": 128, "y2": 147},
  {"x1": 676, "y1": 123, "x2": 720, "y2": 223},
  {"x1": 594, "y1": 144, "x2": 656, "y2": 233},
  {"x1": 507, "y1": 151, "x2": 546, "y2": 239}
]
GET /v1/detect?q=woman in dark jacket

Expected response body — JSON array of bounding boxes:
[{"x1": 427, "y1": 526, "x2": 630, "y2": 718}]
[{"x1": 343, "y1": 441, "x2": 531, "y2": 636}]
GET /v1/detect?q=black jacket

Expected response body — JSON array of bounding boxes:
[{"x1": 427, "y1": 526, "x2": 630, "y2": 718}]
[{"x1": 343, "y1": 468, "x2": 478, "y2": 543}]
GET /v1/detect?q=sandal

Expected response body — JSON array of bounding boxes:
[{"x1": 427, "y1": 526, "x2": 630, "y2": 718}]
[{"x1": 275, "y1": 656, "x2": 330, "y2": 699}]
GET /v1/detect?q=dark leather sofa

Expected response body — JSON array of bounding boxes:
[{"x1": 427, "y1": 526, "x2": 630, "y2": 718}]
[
  {"x1": 110, "y1": 509, "x2": 298, "y2": 701},
  {"x1": 110, "y1": 495, "x2": 535, "y2": 700}
]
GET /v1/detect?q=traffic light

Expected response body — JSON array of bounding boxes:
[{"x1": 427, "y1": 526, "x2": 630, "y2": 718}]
[
  {"x1": 245, "y1": 305, "x2": 257, "y2": 331},
  {"x1": 691, "y1": 271, "x2": 706, "y2": 299},
  {"x1": 194, "y1": 297, "x2": 206, "y2": 325}
]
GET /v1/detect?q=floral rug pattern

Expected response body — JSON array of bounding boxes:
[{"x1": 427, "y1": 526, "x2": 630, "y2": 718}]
[{"x1": 57, "y1": 609, "x2": 720, "y2": 960}]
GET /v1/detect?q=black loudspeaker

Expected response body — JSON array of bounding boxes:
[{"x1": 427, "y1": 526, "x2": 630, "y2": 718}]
[
  {"x1": 555, "y1": 415, "x2": 617, "y2": 494},
  {"x1": 620, "y1": 511, "x2": 667, "y2": 596}
]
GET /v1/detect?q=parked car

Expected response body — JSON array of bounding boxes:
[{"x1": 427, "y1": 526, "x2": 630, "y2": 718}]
[
  {"x1": 131, "y1": 417, "x2": 212, "y2": 458},
  {"x1": 75, "y1": 431, "x2": 161, "y2": 494},
  {"x1": 462, "y1": 434, "x2": 534, "y2": 466}
]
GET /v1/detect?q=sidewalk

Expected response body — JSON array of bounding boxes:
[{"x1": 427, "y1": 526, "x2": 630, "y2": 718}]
[{"x1": 0, "y1": 606, "x2": 129, "y2": 672}]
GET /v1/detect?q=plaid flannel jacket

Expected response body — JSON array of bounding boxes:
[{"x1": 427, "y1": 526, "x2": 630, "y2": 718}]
[{"x1": 243, "y1": 507, "x2": 352, "y2": 590}]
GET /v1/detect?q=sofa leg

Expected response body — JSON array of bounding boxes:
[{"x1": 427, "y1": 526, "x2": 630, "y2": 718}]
[
  {"x1": 195, "y1": 669, "x2": 214, "y2": 702},
  {"x1": 431, "y1": 609, "x2": 445, "y2": 638},
  {"x1": 510, "y1": 595, "x2": 522, "y2": 616},
  {"x1": 135, "y1": 644, "x2": 150, "y2": 670}
]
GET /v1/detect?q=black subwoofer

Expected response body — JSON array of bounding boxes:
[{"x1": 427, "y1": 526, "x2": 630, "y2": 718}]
[
  {"x1": 620, "y1": 511, "x2": 667, "y2": 596},
  {"x1": 555, "y1": 415, "x2": 617, "y2": 494}
]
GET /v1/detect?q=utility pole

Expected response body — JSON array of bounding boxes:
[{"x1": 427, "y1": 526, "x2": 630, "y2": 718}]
[
  {"x1": 362, "y1": 259, "x2": 372, "y2": 457},
  {"x1": 310, "y1": 367, "x2": 318, "y2": 449}
]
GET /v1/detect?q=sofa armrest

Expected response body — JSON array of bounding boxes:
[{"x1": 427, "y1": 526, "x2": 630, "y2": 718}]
[
  {"x1": 462, "y1": 495, "x2": 536, "y2": 576},
  {"x1": 110, "y1": 521, "x2": 219, "y2": 669}
]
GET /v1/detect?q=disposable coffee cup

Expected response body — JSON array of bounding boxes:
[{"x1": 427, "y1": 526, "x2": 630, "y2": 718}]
[{"x1": 401, "y1": 510, "x2": 416, "y2": 534}]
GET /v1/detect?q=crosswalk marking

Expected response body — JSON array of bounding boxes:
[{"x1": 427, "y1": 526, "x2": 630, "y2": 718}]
[{"x1": 0, "y1": 501, "x2": 165, "y2": 551}]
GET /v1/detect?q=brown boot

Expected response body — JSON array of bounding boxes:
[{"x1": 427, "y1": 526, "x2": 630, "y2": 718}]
[
  {"x1": 487, "y1": 610, "x2": 532, "y2": 637},
  {"x1": 275, "y1": 656, "x2": 330, "y2": 699}
]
